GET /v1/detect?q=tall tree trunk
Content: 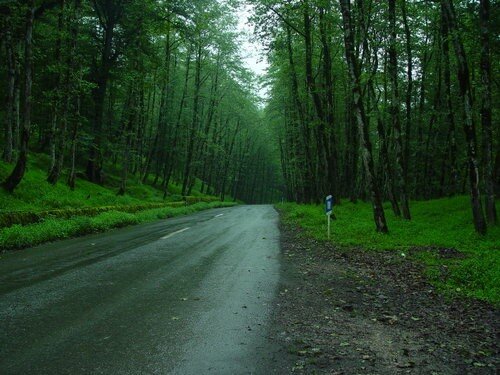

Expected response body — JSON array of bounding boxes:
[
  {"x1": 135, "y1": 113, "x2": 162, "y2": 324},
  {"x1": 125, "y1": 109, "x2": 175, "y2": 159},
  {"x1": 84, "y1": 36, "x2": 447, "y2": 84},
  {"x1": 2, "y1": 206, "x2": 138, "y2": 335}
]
[
  {"x1": 48, "y1": 0, "x2": 76, "y2": 185},
  {"x1": 13, "y1": 45, "x2": 21, "y2": 158},
  {"x1": 219, "y1": 120, "x2": 241, "y2": 201},
  {"x1": 388, "y1": 0, "x2": 411, "y2": 219},
  {"x1": 182, "y1": 42, "x2": 202, "y2": 196},
  {"x1": 369, "y1": 81, "x2": 401, "y2": 217},
  {"x1": 441, "y1": 0, "x2": 487, "y2": 234},
  {"x1": 286, "y1": 24, "x2": 315, "y2": 203},
  {"x1": 47, "y1": 1, "x2": 64, "y2": 180},
  {"x1": 67, "y1": 97, "x2": 80, "y2": 190},
  {"x1": 86, "y1": 3, "x2": 119, "y2": 183},
  {"x1": 163, "y1": 48, "x2": 191, "y2": 196},
  {"x1": 3, "y1": 26, "x2": 15, "y2": 163},
  {"x1": 479, "y1": 0, "x2": 497, "y2": 224},
  {"x1": 118, "y1": 74, "x2": 139, "y2": 196},
  {"x1": 3, "y1": 3, "x2": 35, "y2": 192},
  {"x1": 401, "y1": 0, "x2": 412, "y2": 195},
  {"x1": 304, "y1": 1, "x2": 329, "y2": 197},
  {"x1": 319, "y1": 7, "x2": 339, "y2": 201},
  {"x1": 440, "y1": 7, "x2": 458, "y2": 195},
  {"x1": 422, "y1": 31, "x2": 441, "y2": 198},
  {"x1": 339, "y1": 0, "x2": 388, "y2": 233}
]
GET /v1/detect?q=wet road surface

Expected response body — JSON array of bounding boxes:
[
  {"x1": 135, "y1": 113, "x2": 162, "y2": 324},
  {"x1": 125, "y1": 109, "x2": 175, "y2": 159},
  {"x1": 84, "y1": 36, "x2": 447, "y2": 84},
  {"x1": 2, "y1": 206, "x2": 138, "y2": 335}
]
[{"x1": 0, "y1": 205, "x2": 286, "y2": 374}]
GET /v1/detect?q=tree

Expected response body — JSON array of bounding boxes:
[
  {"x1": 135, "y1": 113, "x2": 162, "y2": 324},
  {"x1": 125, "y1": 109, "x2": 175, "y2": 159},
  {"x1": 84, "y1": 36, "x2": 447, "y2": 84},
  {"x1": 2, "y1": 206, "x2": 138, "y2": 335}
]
[
  {"x1": 339, "y1": 0, "x2": 388, "y2": 233},
  {"x1": 441, "y1": 0, "x2": 487, "y2": 234},
  {"x1": 388, "y1": 0, "x2": 411, "y2": 220},
  {"x1": 479, "y1": 0, "x2": 497, "y2": 224},
  {"x1": 3, "y1": 1, "x2": 35, "y2": 192}
]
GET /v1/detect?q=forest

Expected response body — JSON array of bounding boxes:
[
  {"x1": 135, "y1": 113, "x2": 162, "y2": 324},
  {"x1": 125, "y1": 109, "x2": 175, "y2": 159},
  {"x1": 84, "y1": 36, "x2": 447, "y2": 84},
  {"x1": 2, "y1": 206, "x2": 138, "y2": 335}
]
[
  {"x1": 254, "y1": 0, "x2": 498, "y2": 234},
  {"x1": 0, "y1": 0, "x2": 498, "y2": 234},
  {"x1": 0, "y1": 0, "x2": 282, "y2": 207}
]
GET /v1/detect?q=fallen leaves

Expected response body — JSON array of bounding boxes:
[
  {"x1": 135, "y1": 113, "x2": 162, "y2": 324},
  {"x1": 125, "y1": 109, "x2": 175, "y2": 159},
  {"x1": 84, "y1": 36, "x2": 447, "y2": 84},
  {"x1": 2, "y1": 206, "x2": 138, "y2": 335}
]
[{"x1": 272, "y1": 222, "x2": 498, "y2": 374}]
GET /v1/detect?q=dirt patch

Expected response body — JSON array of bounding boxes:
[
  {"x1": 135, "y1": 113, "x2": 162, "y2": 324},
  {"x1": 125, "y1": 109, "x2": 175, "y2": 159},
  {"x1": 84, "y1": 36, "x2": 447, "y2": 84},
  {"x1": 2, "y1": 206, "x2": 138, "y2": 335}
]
[
  {"x1": 408, "y1": 246, "x2": 467, "y2": 259},
  {"x1": 271, "y1": 221, "x2": 499, "y2": 374}
]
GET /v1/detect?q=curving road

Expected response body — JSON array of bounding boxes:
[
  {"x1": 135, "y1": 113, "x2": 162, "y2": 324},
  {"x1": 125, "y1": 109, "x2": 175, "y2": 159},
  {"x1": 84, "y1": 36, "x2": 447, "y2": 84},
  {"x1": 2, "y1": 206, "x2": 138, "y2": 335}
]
[{"x1": 0, "y1": 205, "x2": 287, "y2": 374}]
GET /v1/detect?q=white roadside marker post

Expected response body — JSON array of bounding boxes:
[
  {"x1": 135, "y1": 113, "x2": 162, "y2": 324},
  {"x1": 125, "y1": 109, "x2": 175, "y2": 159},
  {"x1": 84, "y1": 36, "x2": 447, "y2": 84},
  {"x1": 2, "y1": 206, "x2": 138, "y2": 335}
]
[{"x1": 325, "y1": 195, "x2": 333, "y2": 240}]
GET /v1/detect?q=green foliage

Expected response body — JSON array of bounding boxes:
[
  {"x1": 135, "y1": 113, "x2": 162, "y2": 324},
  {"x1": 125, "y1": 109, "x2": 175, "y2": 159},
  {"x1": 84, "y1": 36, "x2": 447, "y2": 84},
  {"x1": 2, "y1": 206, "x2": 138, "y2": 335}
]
[
  {"x1": 0, "y1": 199, "x2": 220, "y2": 228},
  {"x1": 0, "y1": 152, "x2": 235, "y2": 247},
  {"x1": 0, "y1": 201, "x2": 236, "y2": 251},
  {"x1": 0, "y1": 153, "x2": 224, "y2": 228},
  {"x1": 0, "y1": 154, "x2": 164, "y2": 211},
  {"x1": 278, "y1": 196, "x2": 500, "y2": 305}
]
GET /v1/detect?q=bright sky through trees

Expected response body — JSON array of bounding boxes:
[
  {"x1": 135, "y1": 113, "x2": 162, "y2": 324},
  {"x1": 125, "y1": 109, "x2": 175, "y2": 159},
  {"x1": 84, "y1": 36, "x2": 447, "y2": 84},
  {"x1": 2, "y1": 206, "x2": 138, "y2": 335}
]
[{"x1": 236, "y1": 3, "x2": 269, "y2": 99}]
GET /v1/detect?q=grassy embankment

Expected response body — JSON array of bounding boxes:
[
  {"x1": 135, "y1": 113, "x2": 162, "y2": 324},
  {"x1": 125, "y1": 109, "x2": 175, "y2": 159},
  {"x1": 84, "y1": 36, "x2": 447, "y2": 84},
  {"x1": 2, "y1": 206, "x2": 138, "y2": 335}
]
[
  {"x1": 0, "y1": 153, "x2": 236, "y2": 250},
  {"x1": 278, "y1": 197, "x2": 499, "y2": 305}
]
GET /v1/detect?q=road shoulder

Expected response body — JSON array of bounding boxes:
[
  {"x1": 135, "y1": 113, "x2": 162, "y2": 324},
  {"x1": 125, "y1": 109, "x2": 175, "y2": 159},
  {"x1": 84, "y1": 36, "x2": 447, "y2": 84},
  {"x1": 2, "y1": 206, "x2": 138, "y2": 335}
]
[{"x1": 271, "y1": 218, "x2": 498, "y2": 374}]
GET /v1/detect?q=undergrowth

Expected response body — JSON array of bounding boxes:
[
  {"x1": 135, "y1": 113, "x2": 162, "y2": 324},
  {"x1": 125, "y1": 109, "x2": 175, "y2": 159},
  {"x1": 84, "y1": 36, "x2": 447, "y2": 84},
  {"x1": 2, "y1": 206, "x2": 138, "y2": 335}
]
[
  {"x1": 0, "y1": 201, "x2": 237, "y2": 251},
  {"x1": 0, "y1": 153, "x2": 219, "y2": 212},
  {"x1": 277, "y1": 196, "x2": 499, "y2": 305}
]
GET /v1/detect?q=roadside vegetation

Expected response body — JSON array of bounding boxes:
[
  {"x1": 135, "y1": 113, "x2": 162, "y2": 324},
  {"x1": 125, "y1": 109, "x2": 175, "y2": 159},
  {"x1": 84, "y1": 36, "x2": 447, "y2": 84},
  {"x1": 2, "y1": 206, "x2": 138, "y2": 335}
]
[
  {"x1": 0, "y1": 153, "x2": 236, "y2": 251},
  {"x1": 278, "y1": 196, "x2": 500, "y2": 305},
  {"x1": 0, "y1": 153, "x2": 217, "y2": 212},
  {"x1": 0, "y1": 201, "x2": 235, "y2": 251}
]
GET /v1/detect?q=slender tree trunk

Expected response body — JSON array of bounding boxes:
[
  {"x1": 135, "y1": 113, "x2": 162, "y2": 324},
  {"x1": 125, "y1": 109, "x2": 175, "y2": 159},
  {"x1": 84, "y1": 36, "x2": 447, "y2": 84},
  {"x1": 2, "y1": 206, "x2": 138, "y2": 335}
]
[
  {"x1": 422, "y1": 48, "x2": 441, "y2": 198},
  {"x1": 286, "y1": 25, "x2": 315, "y2": 202},
  {"x1": 3, "y1": 26, "x2": 15, "y2": 163},
  {"x1": 304, "y1": 1, "x2": 328, "y2": 197},
  {"x1": 182, "y1": 43, "x2": 202, "y2": 195},
  {"x1": 388, "y1": 0, "x2": 411, "y2": 219},
  {"x1": 369, "y1": 81, "x2": 401, "y2": 217},
  {"x1": 47, "y1": 2, "x2": 64, "y2": 180},
  {"x1": 339, "y1": 0, "x2": 388, "y2": 233},
  {"x1": 86, "y1": 5, "x2": 118, "y2": 184},
  {"x1": 118, "y1": 79, "x2": 138, "y2": 196},
  {"x1": 494, "y1": 150, "x2": 500, "y2": 196},
  {"x1": 319, "y1": 7, "x2": 339, "y2": 200},
  {"x1": 48, "y1": 0, "x2": 77, "y2": 185},
  {"x1": 441, "y1": 0, "x2": 487, "y2": 234},
  {"x1": 67, "y1": 96, "x2": 79, "y2": 190},
  {"x1": 219, "y1": 120, "x2": 241, "y2": 201},
  {"x1": 401, "y1": 0, "x2": 412, "y2": 195},
  {"x1": 415, "y1": 44, "x2": 432, "y2": 197},
  {"x1": 164, "y1": 48, "x2": 192, "y2": 188},
  {"x1": 479, "y1": 0, "x2": 497, "y2": 224},
  {"x1": 140, "y1": 71, "x2": 158, "y2": 182},
  {"x1": 13, "y1": 46, "x2": 21, "y2": 158},
  {"x1": 3, "y1": 3, "x2": 35, "y2": 192},
  {"x1": 439, "y1": 8, "x2": 458, "y2": 195}
]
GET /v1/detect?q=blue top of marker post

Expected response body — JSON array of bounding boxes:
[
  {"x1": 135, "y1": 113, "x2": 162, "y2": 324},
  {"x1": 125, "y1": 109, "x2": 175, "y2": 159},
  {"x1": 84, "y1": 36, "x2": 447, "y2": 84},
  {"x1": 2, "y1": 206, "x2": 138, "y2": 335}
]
[{"x1": 325, "y1": 195, "x2": 334, "y2": 215}]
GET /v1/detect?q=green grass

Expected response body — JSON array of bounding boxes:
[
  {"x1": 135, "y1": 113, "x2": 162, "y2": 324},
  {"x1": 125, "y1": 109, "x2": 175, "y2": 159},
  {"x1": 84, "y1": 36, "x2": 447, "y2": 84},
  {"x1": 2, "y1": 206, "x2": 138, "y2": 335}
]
[
  {"x1": 0, "y1": 153, "x2": 220, "y2": 212},
  {"x1": 0, "y1": 153, "x2": 238, "y2": 250},
  {"x1": 0, "y1": 201, "x2": 237, "y2": 251},
  {"x1": 277, "y1": 196, "x2": 500, "y2": 305}
]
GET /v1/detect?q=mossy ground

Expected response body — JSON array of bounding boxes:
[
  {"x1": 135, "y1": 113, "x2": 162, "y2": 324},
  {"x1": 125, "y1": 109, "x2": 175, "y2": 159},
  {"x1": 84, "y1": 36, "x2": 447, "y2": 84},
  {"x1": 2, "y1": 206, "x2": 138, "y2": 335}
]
[
  {"x1": 277, "y1": 196, "x2": 500, "y2": 305},
  {"x1": 0, "y1": 153, "x2": 211, "y2": 212}
]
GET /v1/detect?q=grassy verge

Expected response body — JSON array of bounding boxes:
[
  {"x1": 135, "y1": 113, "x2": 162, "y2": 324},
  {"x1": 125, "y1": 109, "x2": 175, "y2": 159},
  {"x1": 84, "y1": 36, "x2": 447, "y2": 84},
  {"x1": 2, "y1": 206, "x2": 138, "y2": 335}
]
[
  {"x1": 0, "y1": 201, "x2": 237, "y2": 251},
  {"x1": 0, "y1": 153, "x2": 221, "y2": 212},
  {"x1": 277, "y1": 196, "x2": 500, "y2": 305}
]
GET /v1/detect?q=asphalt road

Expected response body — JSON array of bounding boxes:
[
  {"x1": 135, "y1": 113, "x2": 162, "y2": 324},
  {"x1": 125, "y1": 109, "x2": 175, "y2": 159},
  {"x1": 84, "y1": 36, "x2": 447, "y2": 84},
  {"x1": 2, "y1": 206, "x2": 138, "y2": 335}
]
[{"x1": 0, "y1": 205, "x2": 286, "y2": 374}]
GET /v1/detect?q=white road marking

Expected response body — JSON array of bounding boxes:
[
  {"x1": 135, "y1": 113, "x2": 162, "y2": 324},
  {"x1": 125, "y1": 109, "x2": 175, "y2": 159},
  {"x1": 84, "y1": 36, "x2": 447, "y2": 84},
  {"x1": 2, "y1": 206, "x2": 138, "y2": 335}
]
[
  {"x1": 161, "y1": 227, "x2": 190, "y2": 240},
  {"x1": 214, "y1": 214, "x2": 224, "y2": 218}
]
